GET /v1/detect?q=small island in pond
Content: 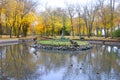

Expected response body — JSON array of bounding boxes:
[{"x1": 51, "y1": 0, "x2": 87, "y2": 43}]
[{"x1": 31, "y1": 38, "x2": 93, "y2": 51}]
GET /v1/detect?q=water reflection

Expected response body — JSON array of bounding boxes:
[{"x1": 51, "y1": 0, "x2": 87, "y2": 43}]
[
  {"x1": 0, "y1": 43, "x2": 40, "y2": 80},
  {"x1": 0, "y1": 43, "x2": 120, "y2": 80}
]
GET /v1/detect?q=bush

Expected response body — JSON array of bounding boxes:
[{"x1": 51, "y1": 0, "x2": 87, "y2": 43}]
[
  {"x1": 112, "y1": 29, "x2": 120, "y2": 38},
  {"x1": 60, "y1": 36, "x2": 69, "y2": 42}
]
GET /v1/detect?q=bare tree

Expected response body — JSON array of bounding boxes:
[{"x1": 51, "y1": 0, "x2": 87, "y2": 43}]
[
  {"x1": 110, "y1": 0, "x2": 116, "y2": 38},
  {"x1": 75, "y1": 3, "x2": 82, "y2": 38},
  {"x1": 97, "y1": 0, "x2": 109, "y2": 38},
  {"x1": 116, "y1": 3, "x2": 120, "y2": 29},
  {"x1": 66, "y1": 4, "x2": 75, "y2": 37},
  {"x1": 82, "y1": 3, "x2": 99, "y2": 38}
]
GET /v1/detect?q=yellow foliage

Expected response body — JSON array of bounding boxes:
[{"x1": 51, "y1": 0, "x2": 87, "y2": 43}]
[
  {"x1": 34, "y1": 23, "x2": 43, "y2": 34},
  {"x1": 22, "y1": 12, "x2": 37, "y2": 24}
]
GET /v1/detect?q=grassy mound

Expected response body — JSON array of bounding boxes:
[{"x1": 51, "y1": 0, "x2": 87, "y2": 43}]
[{"x1": 38, "y1": 39, "x2": 89, "y2": 46}]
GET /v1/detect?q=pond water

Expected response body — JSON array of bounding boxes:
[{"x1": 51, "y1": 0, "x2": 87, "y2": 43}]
[{"x1": 0, "y1": 43, "x2": 120, "y2": 80}]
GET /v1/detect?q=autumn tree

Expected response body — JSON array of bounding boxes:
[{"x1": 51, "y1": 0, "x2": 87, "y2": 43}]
[
  {"x1": 0, "y1": 0, "x2": 8, "y2": 37},
  {"x1": 61, "y1": 9, "x2": 67, "y2": 36},
  {"x1": 53, "y1": 8, "x2": 69, "y2": 36},
  {"x1": 43, "y1": 8, "x2": 56, "y2": 36},
  {"x1": 40, "y1": 8, "x2": 58, "y2": 36},
  {"x1": 40, "y1": 12, "x2": 49, "y2": 36},
  {"x1": 41, "y1": 7, "x2": 66, "y2": 37},
  {"x1": 15, "y1": 0, "x2": 37, "y2": 37},
  {"x1": 4, "y1": 0, "x2": 17, "y2": 38},
  {"x1": 3, "y1": 0, "x2": 37, "y2": 38}
]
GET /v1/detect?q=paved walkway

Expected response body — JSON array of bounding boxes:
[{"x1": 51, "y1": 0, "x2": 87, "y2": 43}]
[
  {"x1": 0, "y1": 37, "x2": 34, "y2": 45},
  {"x1": 86, "y1": 39, "x2": 120, "y2": 46}
]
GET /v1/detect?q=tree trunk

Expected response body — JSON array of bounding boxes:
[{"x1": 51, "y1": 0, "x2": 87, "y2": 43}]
[
  {"x1": 0, "y1": 24, "x2": 2, "y2": 37},
  {"x1": 118, "y1": 24, "x2": 120, "y2": 29},
  {"x1": 96, "y1": 28, "x2": 99, "y2": 37},
  {"x1": 70, "y1": 17, "x2": 74, "y2": 37},
  {"x1": 78, "y1": 14, "x2": 81, "y2": 38},
  {"x1": 9, "y1": 27, "x2": 12, "y2": 38},
  {"x1": 103, "y1": 27, "x2": 107, "y2": 38},
  {"x1": 110, "y1": 0, "x2": 115, "y2": 38},
  {"x1": 88, "y1": 25, "x2": 92, "y2": 38},
  {"x1": 17, "y1": 27, "x2": 20, "y2": 38},
  {"x1": 78, "y1": 24, "x2": 81, "y2": 39},
  {"x1": 87, "y1": 28, "x2": 89, "y2": 38},
  {"x1": 52, "y1": 23, "x2": 55, "y2": 37}
]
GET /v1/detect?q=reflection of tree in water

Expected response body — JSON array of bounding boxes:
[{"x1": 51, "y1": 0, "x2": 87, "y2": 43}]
[
  {"x1": 0, "y1": 44, "x2": 120, "y2": 80},
  {"x1": 63, "y1": 53, "x2": 83, "y2": 80},
  {"x1": 62, "y1": 45, "x2": 120, "y2": 80},
  {"x1": 35, "y1": 45, "x2": 120, "y2": 80},
  {"x1": 0, "y1": 44, "x2": 40, "y2": 80},
  {"x1": 36, "y1": 51, "x2": 69, "y2": 74},
  {"x1": 62, "y1": 50, "x2": 97, "y2": 80},
  {"x1": 0, "y1": 46, "x2": 7, "y2": 79},
  {"x1": 101, "y1": 45, "x2": 120, "y2": 80}
]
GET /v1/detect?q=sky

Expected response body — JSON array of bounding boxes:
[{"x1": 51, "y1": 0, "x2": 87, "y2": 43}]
[
  {"x1": 36, "y1": 0, "x2": 93, "y2": 12},
  {"x1": 35, "y1": 0, "x2": 120, "y2": 12}
]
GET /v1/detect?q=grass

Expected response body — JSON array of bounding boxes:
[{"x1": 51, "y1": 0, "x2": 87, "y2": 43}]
[{"x1": 38, "y1": 39, "x2": 89, "y2": 46}]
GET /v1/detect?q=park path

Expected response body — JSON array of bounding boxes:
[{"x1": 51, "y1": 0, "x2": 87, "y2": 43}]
[
  {"x1": 86, "y1": 39, "x2": 120, "y2": 46},
  {"x1": 0, "y1": 37, "x2": 34, "y2": 45}
]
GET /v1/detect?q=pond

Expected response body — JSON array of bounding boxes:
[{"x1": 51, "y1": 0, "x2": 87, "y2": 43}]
[{"x1": 0, "y1": 43, "x2": 120, "y2": 80}]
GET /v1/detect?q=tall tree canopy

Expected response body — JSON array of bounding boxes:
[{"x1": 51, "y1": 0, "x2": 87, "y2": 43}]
[{"x1": 0, "y1": 0, "x2": 120, "y2": 38}]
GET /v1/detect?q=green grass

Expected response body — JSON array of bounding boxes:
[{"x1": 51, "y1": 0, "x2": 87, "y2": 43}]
[{"x1": 38, "y1": 40, "x2": 89, "y2": 46}]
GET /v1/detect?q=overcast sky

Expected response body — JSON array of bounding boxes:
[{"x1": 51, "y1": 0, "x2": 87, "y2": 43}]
[
  {"x1": 36, "y1": 0, "x2": 93, "y2": 12},
  {"x1": 35, "y1": 0, "x2": 120, "y2": 12}
]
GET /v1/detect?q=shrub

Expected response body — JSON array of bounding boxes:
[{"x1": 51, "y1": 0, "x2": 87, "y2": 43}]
[
  {"x1": 112, "y1": 29, "x2": 120, "y2": 38},
  {"x1": 60, "y1": 36, "x2": 69, "y2": 41}
]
